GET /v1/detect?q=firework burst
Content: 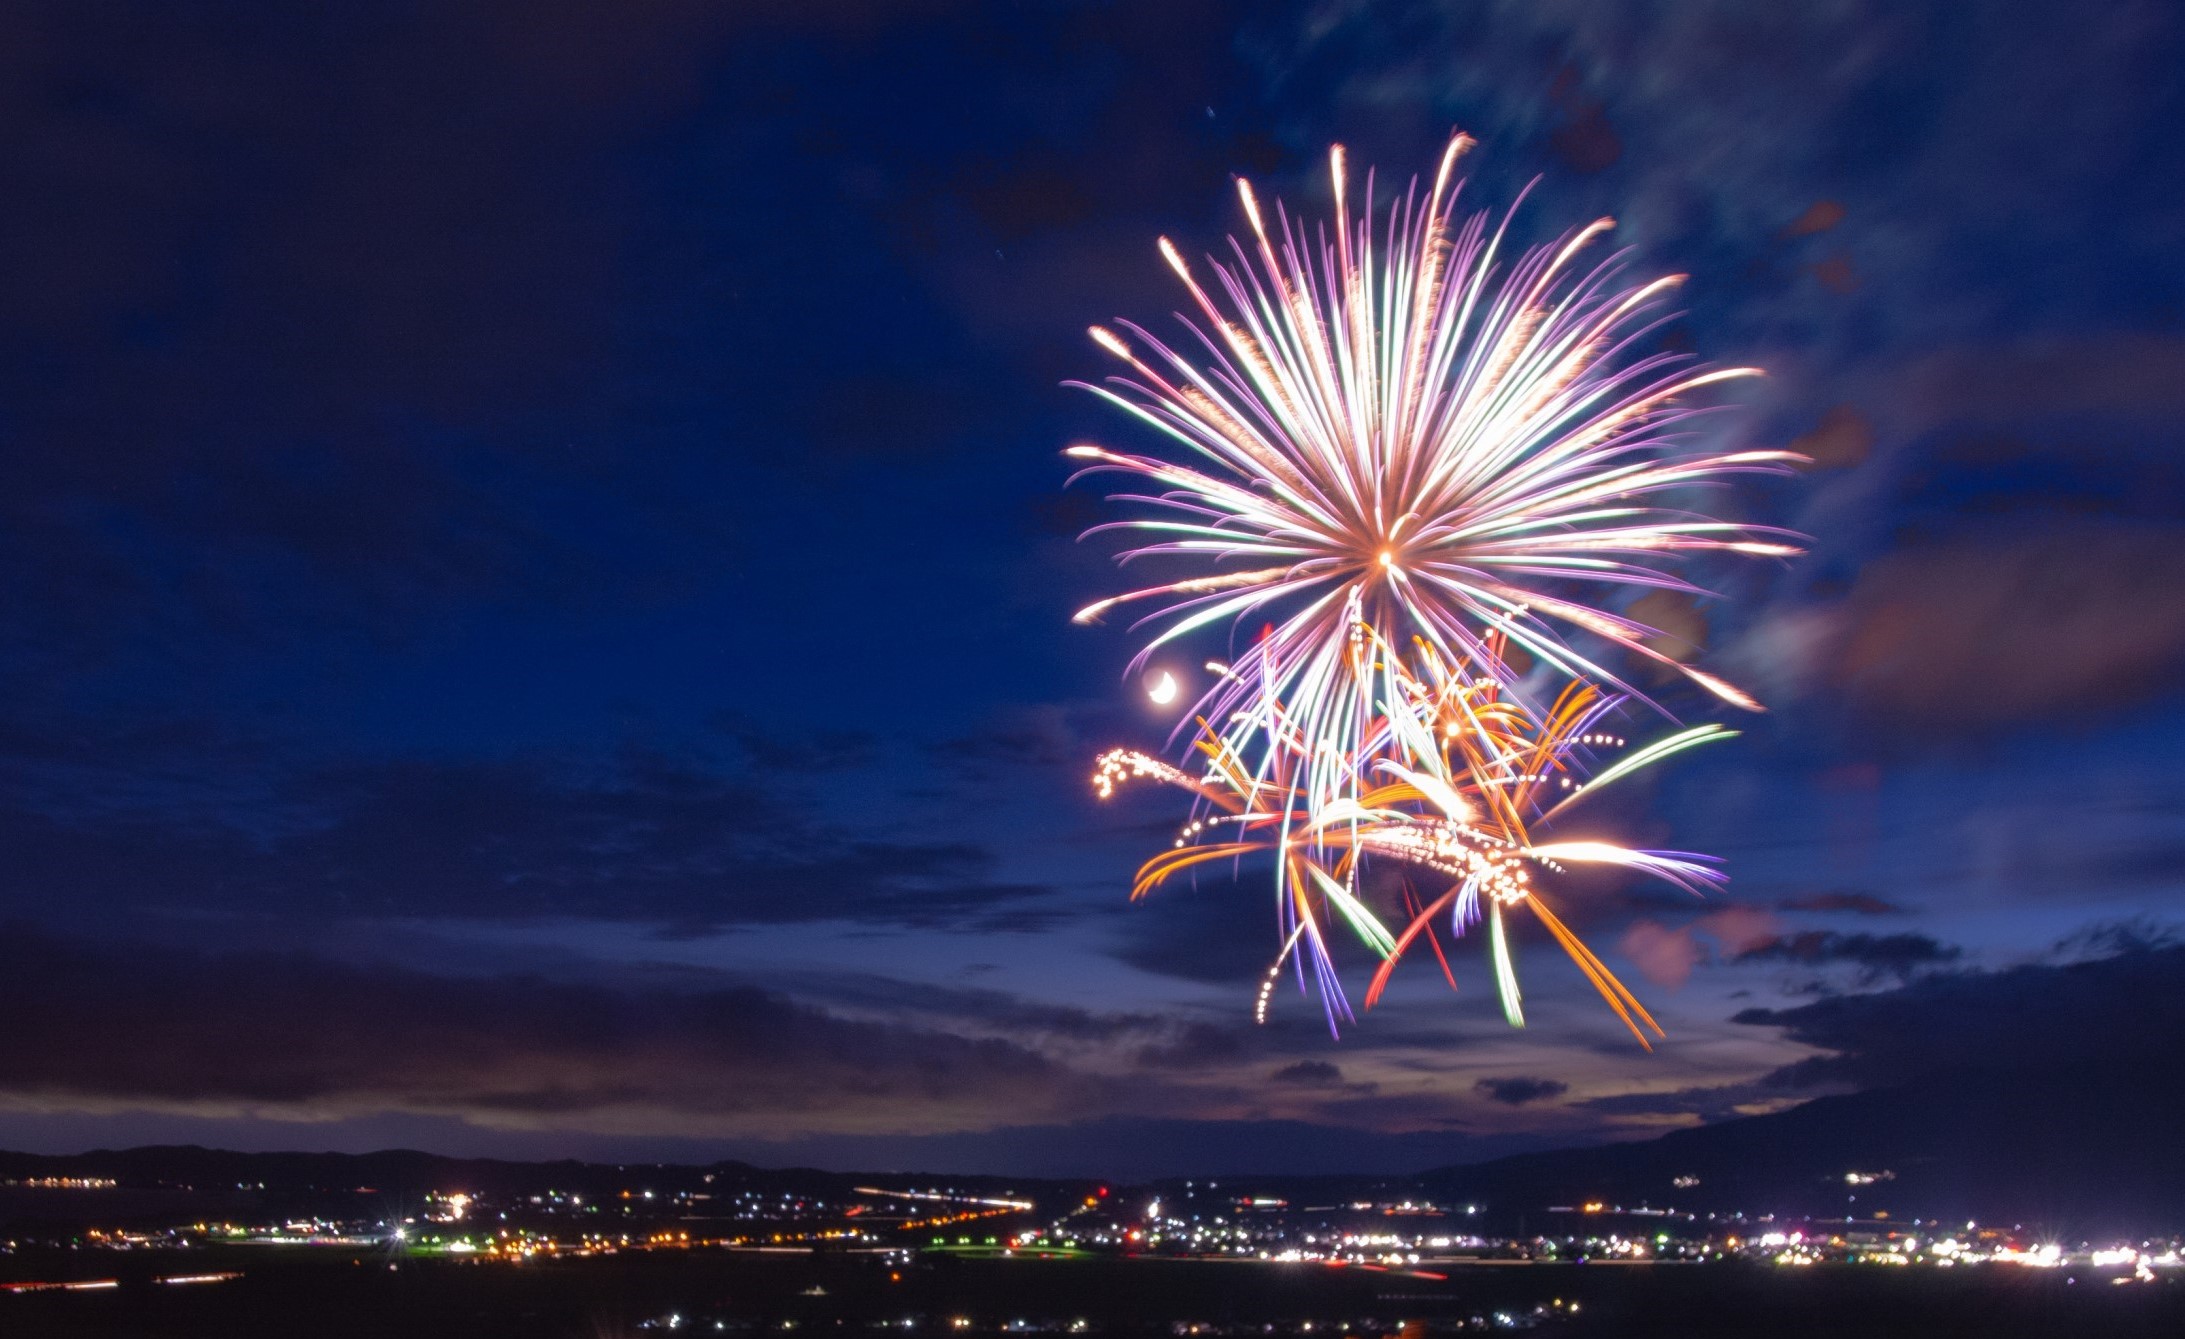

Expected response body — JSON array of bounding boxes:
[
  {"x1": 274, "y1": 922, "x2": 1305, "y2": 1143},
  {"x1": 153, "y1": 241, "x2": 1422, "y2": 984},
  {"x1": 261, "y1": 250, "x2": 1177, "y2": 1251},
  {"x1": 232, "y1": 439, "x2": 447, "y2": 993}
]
[
  {"x1": 1069, "y1": 133, "x2": 1801, "y2": 808},
  {"x1": 1093, "y1": 629, "x2": 1736, "y2": 1045}
]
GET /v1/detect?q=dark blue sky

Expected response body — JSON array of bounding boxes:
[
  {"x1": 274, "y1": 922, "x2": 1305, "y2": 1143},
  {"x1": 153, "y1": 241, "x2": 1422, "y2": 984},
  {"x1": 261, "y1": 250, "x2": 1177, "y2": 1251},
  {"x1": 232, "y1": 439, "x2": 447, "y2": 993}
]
[{"x1": 2, "y1": 0, "x2": 2183, "y2": 1178}]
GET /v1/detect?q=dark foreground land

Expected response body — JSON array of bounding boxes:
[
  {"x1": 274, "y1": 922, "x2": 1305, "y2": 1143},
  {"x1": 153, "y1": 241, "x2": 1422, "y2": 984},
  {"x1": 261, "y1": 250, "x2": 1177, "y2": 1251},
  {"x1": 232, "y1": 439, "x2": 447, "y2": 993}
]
[{"x1": 4, "y1": 1249, "x2": 2182, "y2": 1339}]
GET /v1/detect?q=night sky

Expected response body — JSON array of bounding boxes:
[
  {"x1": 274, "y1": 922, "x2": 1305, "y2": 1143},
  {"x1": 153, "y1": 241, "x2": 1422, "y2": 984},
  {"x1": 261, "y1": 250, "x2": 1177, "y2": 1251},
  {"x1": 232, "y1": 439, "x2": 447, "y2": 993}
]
[{"x1": 4, "y1": 1, "x2": 2185, "y2": 1179}]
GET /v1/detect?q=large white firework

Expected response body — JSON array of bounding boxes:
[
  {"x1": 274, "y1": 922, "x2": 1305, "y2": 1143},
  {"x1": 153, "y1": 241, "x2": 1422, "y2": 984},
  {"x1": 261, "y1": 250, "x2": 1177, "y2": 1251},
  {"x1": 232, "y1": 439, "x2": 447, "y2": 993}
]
[{"x1": 1068, "y1": 133, "x2": 1802, "y2": 808}]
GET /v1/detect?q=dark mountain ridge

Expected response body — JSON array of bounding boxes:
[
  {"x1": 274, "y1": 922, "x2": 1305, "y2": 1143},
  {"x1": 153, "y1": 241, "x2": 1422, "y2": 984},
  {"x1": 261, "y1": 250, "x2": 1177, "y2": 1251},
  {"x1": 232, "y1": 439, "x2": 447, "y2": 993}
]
[{"x1": 7, "y1": 1070, "x2": 2179, "y2": 1235}]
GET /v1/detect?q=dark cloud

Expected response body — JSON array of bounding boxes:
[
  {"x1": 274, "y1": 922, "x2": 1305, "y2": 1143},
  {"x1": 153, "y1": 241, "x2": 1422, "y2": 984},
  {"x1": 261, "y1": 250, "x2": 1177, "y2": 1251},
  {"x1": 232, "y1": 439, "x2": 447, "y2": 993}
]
[
  {"x1": 1544, "y1": 69, "x2": 1621, "y2": 174},
  {"x1": 1732, "y1": 931, "x2": 1960, "y2": 985},
  {"x1": 1573, "y1": 1081, "x2": 1789, "y2": 1123},
  {"x1": 1733, "y1": 944, "x2": 2185, "y2": 1093},
  {"x1": 0, "y1": 748, "x2": 1062, "y2": 931},
  {"x1": 933, "y1": 706, "x2": 1087, "y2": 772},
  {"x1": 1625, "y1": 589, "x2": 1708, "y2": 666},
  {"x1": 714, "y1": 1116, "x2": 1553, "y2": 1181},
  {"x1": 1110, "y1": 878, "x2": 1287, "y2": 985},
  {"x1": 1617, "y1": 908, "x2": 1784, "y2": 990},
  {"x1": 1900, "y1": 334, "x2": 2185, "y2": 427},
  {"x1": 1779, "y1": 890, "x2": 1908, "y2": 917},
  {"x1": 2074, "y1": 835, "x2": 2185, "y2": 890},
  {"x1": 815, "y1": 973, "x2": 1188, "y2": 1052},
  {"x1": 1473, "y1": 1076, "x2": 1569, "y2": 1107},
  {"x1": 1788, "y1": 404, "x2": 1874, "y2": 470},
  {"x1": 0, "y1": 924, "x2": 1539, "y2": 1173},
  {"x1": 0, "y1": 925, "x2": 1113, "y2": 1135},
  {"x1": 1780, "y1": 200, "x2": 1846, "y2": 239},
  {"x1": 1808, "y1": 251, "x2": 1859, "y2": 295},
  {"x1": 949, "y1": 150, "x2": 1103, "y2": 244},
  {"x1": 1778, "y1": 521, "x2": 2185, "y2": 732},
  {"x1": 931, "y1": 702, "x2": 1141, "y2": 783},
  {"x1": 2052, "y1": 918, "x2": 2182, "y2": 959},
  {"x1": 1135, "y1": 1022, "x2": 1253, "y2": 1071}
]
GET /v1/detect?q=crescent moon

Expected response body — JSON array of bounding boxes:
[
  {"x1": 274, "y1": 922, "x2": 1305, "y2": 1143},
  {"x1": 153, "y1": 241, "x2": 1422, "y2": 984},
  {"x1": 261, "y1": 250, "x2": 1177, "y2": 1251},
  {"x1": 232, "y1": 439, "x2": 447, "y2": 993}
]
[{"x1": 1147, "y1": 671, "x2": 1180, "y2": 706}]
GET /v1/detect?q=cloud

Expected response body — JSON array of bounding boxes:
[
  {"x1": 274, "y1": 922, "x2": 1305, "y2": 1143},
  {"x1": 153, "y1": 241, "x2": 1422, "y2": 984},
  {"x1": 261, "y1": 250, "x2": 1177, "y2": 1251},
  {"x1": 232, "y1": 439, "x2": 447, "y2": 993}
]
[
  {"x1": 1693, "y1": 907, "x2": 1783, "y2": 955},
  {"x1": 1625, "y1": 589, "x2": 1708, "y2": 666},
  {"x1": 0, "y1": 926, "x2": 1572, "y2": 1171},
  {"x1": 1780, "y1": 201, "x2": 1846, "y2": 240},
  {"x1": 1543, "y1": 70, "x2": 1621, "y2": 174},
  {"x1": 1473, "y1": 1076, "x2": 1569, "y2": 1107},
  {"x1": 1110, "y1": 880, "x2": 1290, "y2": 984},
  {"x1": 0, "y1": 925, "x2": 1122, "y2": 1140},
  {"x1": 929, "y1": 702, "x2": 1141, "y2": 785},
  {"x1": 1788, "y1": 404, "x2": 1874, "y2": 470},
  {"x1": 1573, "y1": 1081, "x2": 1795, "y2": 1123},
  {"x1": 789, "y1": 973, "x2": 1195, "y2": 1059},
  {"x1": 1273, "y1": 0, "x2": 2185, "y2": 371},
  {"x1": 1618, "y1": 920, "x2": 1706, "y2": 990},
  {"x1": 1134, "y1": 1023, "x2": 1254, "y2": 1072},
  {"x1": 1265, "y1": 2, "x2": 2185, "y2": 755},
  {"x1": 2054, "y1": 918, "x2": 2182, "y2": 959},
  {"x1": 1899, "y1": 334, "x2": 2185, "y2": 427},
  {"x1": 1732, "y1": 943, "x2": 2185, "y2": 1093},
  {"x1": 1780, "y1": 890, "x2": 1907, "y2": 916},
  {"x1": 0, "y1": 748, "x2": 1063, "y2": 932},
  {"x1": 711, "y1": 1115, "x2": 1559, "y2": 1181},
  {"x1": 1732, "y1": 931, "x2": 1960, "y2": 985},
  {"x1": 933, "y1": 706, "x2": 1089, "y2": 773},
  {"x1": 1618, "y1": 908, "x2": 1783, "y2": 989},
  {"x1": 1769, "y1": 520, "x2": 2185, "y2": 733}
]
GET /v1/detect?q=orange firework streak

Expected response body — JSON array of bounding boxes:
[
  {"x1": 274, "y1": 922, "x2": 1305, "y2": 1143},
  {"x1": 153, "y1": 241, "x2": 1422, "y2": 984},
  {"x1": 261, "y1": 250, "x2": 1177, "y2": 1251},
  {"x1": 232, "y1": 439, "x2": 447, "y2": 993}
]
[{"x1": 1095, "y1": 630, "x2": 1728, "y2": 1047}]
